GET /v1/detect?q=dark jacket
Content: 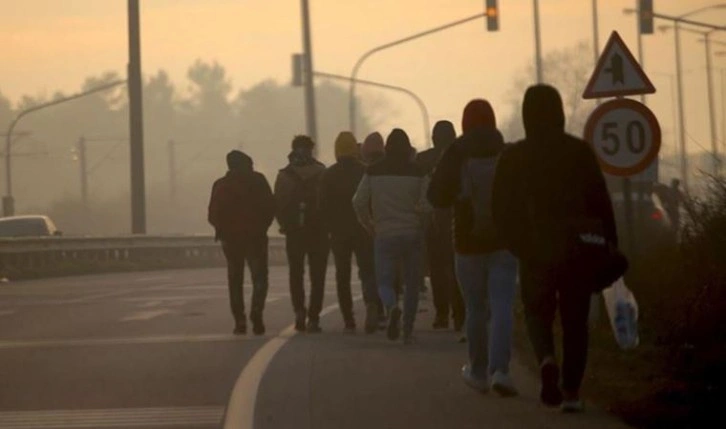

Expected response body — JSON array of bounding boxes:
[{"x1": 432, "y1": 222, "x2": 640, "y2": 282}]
[
  {"x1": 320, "y1": 157, "x2": 367, "y2": 238},
  {"x1": 273, "y1": 153, "x2": 326, "y2": 233},
  {"x1": 428, "y1": 127, "x2": 506, "y2": 254},
  {"x1": 208, "y1": 169, "x2": 275, "y2": 241},
  {"x1": 491, "y1": 85, "x2": 617, "y2": 267}
]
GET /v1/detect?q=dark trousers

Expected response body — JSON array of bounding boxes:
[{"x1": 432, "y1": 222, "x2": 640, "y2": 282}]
[
  {"x1": 286, "y1": 228, "x2": 330, "y2": 321},
  {"x1": 520, "y1": 266, "x2": 592, "y2": 392},
  {"x1": 222, "y1": 235, "x2": 269, "y2": 324},
  {"x1": 426, "y1": 227, "x2": 464, "y2": 325},
  {"x1": 330, "y1": 231, "x2": 378, "y2": 322}
]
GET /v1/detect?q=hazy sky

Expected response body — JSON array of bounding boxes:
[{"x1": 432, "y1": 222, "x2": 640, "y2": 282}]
[{"x1": 2, "y1": 0, "x2": 725, "y2": 154}]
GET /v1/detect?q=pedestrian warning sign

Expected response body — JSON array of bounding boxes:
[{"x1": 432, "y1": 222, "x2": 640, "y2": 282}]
[{"x1": 583, "y1": 31, "x2": 656, "y2": 99}]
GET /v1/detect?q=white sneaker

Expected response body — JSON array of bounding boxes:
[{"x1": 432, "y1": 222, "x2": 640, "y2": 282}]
[
  {"x1": 461, "y1": 365, "x2": 489, "y2": 393},
  {"x1": 491, "y1": 370, "x2": 518, "y2": 397}
]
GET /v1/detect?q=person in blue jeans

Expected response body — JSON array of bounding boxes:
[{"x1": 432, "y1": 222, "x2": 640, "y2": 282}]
[
  {"x1": 353, "y1": 128, "x2": 430, "y2": 344},
  {"x1": 428, "y1": 99, "x2": 518, "y2": 396}
]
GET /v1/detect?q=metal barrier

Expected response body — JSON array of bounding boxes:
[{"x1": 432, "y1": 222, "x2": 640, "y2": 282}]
[{"x1": 0, "y1": 235, "x2": 287, "y2": 280}]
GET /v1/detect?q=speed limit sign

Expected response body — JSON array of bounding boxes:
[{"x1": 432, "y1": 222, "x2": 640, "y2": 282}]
[{"x1": 583, "y1": 98, "x2": 661, "y2": 177}]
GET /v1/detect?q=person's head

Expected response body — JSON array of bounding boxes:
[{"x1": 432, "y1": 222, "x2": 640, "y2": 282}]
[
  {"x1": 385, "y1": 128, "x2": 412, "y2": 161},
  {"x1": 334, "y1": 131, "x2": 359, "y2": 161},
  {"x1": 521, "y1": 84, "x2": 566, "y2": 139},
  {"x1": 226, "y1": 150, "x2": 253, "y2": 172},
  {"x1": 291, "y1": 135, "x2": 315, "y2": 154},
  {"x1": 432, "y1": 120, "x2": 456, "y2": 149},
  {"x1": 461, "y1": 99, "x2": 496, "y2": 134},
  {"x1": 361, "y1": 131, "x2": 385, "y2": 163}
]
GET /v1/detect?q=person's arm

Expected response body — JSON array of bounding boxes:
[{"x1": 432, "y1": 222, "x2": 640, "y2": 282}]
[
  {"x1": 427, "y1": 143, "x2": 461, "y2": 208},
  {"x1": 492, "y1": 147, "x2": 525, "y2": 256},
  {"x1": 580, "y1": 145, "x2": 618, "y2": 246},
  {"x1": 352, "y1": 174, "x2": 374, "y2": 234},
  {"x1": 207, "y1": 181, "x2": 221, "y2": 239},
  {"x1": 318, "y1": 169, "x2": 332, "y2": 228},
  {"x1": 273, "y1": 170, "x2": 292, "y2": 228},
  {"x1": 257, "y1": 174, "x2": 276, "y2": 231},
  {"x1": 417, "y1": 174, "x2": 433, "y2": 214}
]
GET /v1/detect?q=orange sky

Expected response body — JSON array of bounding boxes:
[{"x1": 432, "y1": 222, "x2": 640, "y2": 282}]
[{"x1": 2, "y1": 0, "x2": 725, "y2": 154}]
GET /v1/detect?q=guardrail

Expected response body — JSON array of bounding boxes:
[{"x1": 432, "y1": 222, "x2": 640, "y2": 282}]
[{"x1": 0, "y1": 235, "x2": 287, "y2": 280}]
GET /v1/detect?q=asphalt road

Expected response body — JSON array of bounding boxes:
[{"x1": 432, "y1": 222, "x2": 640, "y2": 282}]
[{"x1": 0, "y1": 267, "x2": 632, "y2": 429}]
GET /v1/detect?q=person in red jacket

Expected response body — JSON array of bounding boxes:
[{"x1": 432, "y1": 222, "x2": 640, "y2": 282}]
[{"x1": 208, "y1": 150, "x2": 275, "y2": 335}]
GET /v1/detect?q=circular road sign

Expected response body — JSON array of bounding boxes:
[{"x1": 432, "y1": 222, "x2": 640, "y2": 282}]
[{"x1": 584, "y1": 98, "x2": 661, "y2": 177}]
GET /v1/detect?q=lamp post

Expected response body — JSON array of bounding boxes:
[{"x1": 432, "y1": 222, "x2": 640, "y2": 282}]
[
  {"x1": 533, "y1": 0, "x2": 543, "y2": 83},
  {"x1": 300, "y1": 0, "x2": 318, "y2": 146},
  {"x1": 348, "y1": 11, "x2": 489, "y2": 136}
]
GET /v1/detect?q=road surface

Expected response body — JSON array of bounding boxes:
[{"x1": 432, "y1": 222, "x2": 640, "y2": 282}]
[{"x1": 0, "y1": 267, "x2": 631, "y2": 428}]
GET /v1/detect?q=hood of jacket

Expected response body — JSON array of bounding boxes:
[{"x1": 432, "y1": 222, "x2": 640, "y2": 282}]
[
  {"x1": 522, "y1": 84, "x2": 566, "y2": 142},
  {"x1": 335, "y1": 131, "x2": 359, "y2": 160},
  {"x1": 462, "y1": 99, "x2": 496, "y2": 134},
  {"x1": 385, "y1": 128, "x2": 412, "y2": 162},
  {"x1": 432, "y1": 120, "x2": 456, "y2": 149}
]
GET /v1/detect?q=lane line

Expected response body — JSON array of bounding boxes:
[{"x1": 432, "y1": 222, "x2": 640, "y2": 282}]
[
  {"x1": 120, "y1": 310, "x2": 173, "y2": 322},
  {"x1": 223, "y1": 299, "x2": 355, "y2": 429},
  {"x1": 0, "y1": 334, "x2": 261, "y2": 350}
]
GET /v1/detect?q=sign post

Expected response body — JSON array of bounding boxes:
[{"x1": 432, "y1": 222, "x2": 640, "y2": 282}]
[{"x1": 583, "y1": 31, "x2": 660, "y2": 263}]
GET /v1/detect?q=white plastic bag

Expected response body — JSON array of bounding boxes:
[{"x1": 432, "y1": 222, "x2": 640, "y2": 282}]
[{"x1": 602, "y1": 277, "x2": 640, "y2": 349}]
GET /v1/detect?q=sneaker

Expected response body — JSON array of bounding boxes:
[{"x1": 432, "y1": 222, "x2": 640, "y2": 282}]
[
  {"x1": 233, "y1": 320, "x2": 247, "y2": 335},
  {"x1": 306, "y1": 319, "x2": 322, "y2": 333},
  {"x1": 344, "y1": 319, "x2": 357, "y2": 333},
  {"x1": 250, "y1": 313, "x2": 265, "y2": 336},
  {"x1": 365, "y1": 304, "x2": 378, "y2": 334},
  {"x1": 432, "y1": 315, "x2": 449, "y2": 330},
  {"x1": 387, "y1": 307, "x2": 402, "y2": 341},
  {"x1": 294, "y1": 311, "x2": 306, "y2": 333},
  {"x1": 491, "y1": 371, "x2": 518, "y2": 397},
  {"x1": 540, "y1": 360, "x2": 563, "y2": 407},
  {"x1": 461, "y1": 365, "x2": 489, "y2": 393}
]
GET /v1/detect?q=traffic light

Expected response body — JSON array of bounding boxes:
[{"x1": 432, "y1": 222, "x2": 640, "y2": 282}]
[
  {"x1": 639, "y1": 0, "x2": 654, "y2": 34},
  {"x1": 485, "y1": 0, "x2": 499, "y2": 32},
  {"x1": 291, "y1": 53, "x2": 304, "y2": 87}
]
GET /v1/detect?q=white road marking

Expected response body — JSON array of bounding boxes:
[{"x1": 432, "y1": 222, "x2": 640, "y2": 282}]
[
  {"x1": 133, "y1": 275, "x2": 172, "y2": 283},
  {"x1": 223, "y1": 299, "x2": 354, "y2": 429},
  {"x1": 120, "y1": 310, "x2": 172, "y2": 322},
  {"x1": 121, "y1": 295, "x2": 226, "y2": 302},
  {"x1": 0, "y1": 334, "x2": 258, "y2": 350},
  {"x1": 0, "y1": 406, "x2": 223, "y2": 428},
  {"x1": 0, "y1": 309, "x2": 15, "y2": 316},
  {"x1": 69, "y1": 289, "x2": 140, "y2": 303},
  {"x1": 137, "y1": 300, "x2": 163, "y2": 308}
]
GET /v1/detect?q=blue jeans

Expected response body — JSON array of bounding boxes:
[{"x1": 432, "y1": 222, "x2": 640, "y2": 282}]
[
  {"x1": 374, "y1": 233, "x2": 424, "y2": 333},
  {"x1": 455, "y1": 251, "x2": 517, "y2": 379}
]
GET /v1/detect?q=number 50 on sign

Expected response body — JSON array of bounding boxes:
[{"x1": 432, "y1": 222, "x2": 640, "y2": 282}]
[{"x1": 584, "y1": 99, "x2": 661, "y2": 177}]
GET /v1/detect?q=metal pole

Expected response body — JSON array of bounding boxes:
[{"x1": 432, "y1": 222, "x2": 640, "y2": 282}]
[
  {"x1": 705, "y1": 34, "x2": 720, "y2": 175},
  {"x1": 168, "y1": 139, "x2": 176, "y2": 202},
  {"x1": 128, "y1": 0, "x2": 146, "y2": 233},
  {"x1": 674, "y1": 22, "x2": 689, "y2": 191},
  {"x1": 533, "y1": 0, "x2": 543, "y2": 83},
  {"x1": 300, "y1": 0, "x2": 318, "y2": 148},
  {"x1": 78, "y1": 137, "x2": 88, "y2": 206},
  {"x1": 636, "y1": 0, "x2": 646, "y2": 105},
  {"x1": 348, "y1": 12, "x2": 486, "y2": 136}
]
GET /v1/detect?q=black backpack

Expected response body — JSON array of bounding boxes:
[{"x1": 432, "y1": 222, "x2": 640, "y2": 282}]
[{"x1": 280, "y1": 168, "x2": 322, "y2": 232}]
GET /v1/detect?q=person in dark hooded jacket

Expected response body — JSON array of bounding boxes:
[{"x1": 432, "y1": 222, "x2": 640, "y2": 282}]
[
  {"x1": 492, "y1": 85, "x2": 618, "y2": 412},
  {"x1": 208, "y1": 150, "x2": 275, "y2": 335},
  {"x1": 428, "y1": 100, "x2": 518, "y2": 396},
  {"x1": 319, "y1": 132, "x2": 379, "y2": 333},
  {"x1": 416, "y1": 121, "x2": 465, "y2": 331},
  {"x1": 274, "y1": 135, "x2": 329, "y2": 333}
]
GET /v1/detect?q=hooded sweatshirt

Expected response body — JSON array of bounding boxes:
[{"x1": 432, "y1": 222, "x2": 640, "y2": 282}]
[
  {"x1": 491, "y1": 84, "x2": 617, "y2": 266},
  {"x1": 361, "y1": 132, "x2": 385, "y2": 165},
  {"x1": 416, "y1": 120, "x2": 456, "y2": 175},
  {"x1": 208, "y1": 154, "x2": 275, "y2": 241},
  {"x1": 353, "y1": 129, "x2": 430, "y2": 238},
  {"x1": 274, "y1": 145, "x2": 326, "y2": 232},
  {"x1": 319, "y1": 132, "x2": 368, "y2": 238},
  {"x1": 427, "y1": 99, "x2": 506, "y2": 254}
]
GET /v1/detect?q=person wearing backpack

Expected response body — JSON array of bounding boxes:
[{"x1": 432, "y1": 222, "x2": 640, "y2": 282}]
[
  {"x1": 353, "y1": 128, "x2": 430, "y2": 344},
  {"x1": 274, "y1": 135, "x2": 329, "y2": 333},
  {"x1": 492, "y1": 85, "x2": 620, "y2": 412},
  {"x1": 428, "y1": 99, "x2": 518, "y2": 396},
  {"x1": 416, "y1": 120, "x2": 465, "y2": 333},
  {"x1": 208, "y1": 150, "x2": 275, "y2": 335},
  {"x1": 319, "y1": 132, "x2": 378, "y2": 333}
]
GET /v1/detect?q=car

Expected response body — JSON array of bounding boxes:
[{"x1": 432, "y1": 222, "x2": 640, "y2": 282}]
[{"x1": 0, "y1": 215, "x2": 62, "y2": 238}]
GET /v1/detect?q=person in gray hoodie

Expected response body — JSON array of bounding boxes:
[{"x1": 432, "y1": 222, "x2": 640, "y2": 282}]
[{"x1": 353, "y1": 129, "x2": 430, "y2": 344}]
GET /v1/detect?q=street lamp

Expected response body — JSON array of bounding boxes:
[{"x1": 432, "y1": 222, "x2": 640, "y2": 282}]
[{"x1": 348, "y1": 10, "x2": 494, "y2": 137}]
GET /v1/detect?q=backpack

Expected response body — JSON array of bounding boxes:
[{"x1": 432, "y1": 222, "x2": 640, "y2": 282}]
[
  {"x1": 280, "y1": 168, "x2": 322, "y2": 232},
  {"x1": 459, "y1": 156, "x2": 499, "y2": 242}
]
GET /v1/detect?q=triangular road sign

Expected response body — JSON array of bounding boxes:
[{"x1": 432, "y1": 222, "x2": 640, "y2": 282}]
[{"x1": 583, "y1": 31, "x2": 656, "y2": 99}]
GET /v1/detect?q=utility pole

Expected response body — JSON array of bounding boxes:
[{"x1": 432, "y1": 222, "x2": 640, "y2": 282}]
[
  {"x1": 128, "y1": 0, "x2": 146, "y2": 233},
  {"x1": 78, "y1": 137, "x2": 88, "y2": 206},
  {"x1": 674, "y1": 22, "x2": 689, "y2": 191},
  {"x1": 168, "y1": 139, "x2": 177, "y2": 202},
  {"x1": 533, "y1": 0, "x2": 543, "y2": 83},
  {"x1": 300, "y1": 0, "x2": 319, "y2": 148},
  {"x1": 704, "y1": 34, "x2": 720, "y2": 175}
]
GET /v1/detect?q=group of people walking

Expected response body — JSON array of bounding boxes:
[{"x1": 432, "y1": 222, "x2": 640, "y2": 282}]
[{"x1": 208, "y1": 84, "x2": 620, "y2": 413}]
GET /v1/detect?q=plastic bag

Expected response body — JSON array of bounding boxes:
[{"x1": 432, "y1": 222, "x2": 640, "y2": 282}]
[{"x1": 602, "y1": 277, "x2": 640, "y2": 349}]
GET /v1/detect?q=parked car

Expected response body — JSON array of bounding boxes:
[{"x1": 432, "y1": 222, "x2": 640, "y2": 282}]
[{"x1": 0, "y1": 215, "x2": 62, "y2": 238}]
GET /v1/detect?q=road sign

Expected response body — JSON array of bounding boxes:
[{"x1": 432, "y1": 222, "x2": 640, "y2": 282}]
[
  {"x1": 583, "y1": 31, "x2": 655, "y2": 99},
  {"x1": 584, "y1": 99, "x2": 661, "y2": 177}
]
